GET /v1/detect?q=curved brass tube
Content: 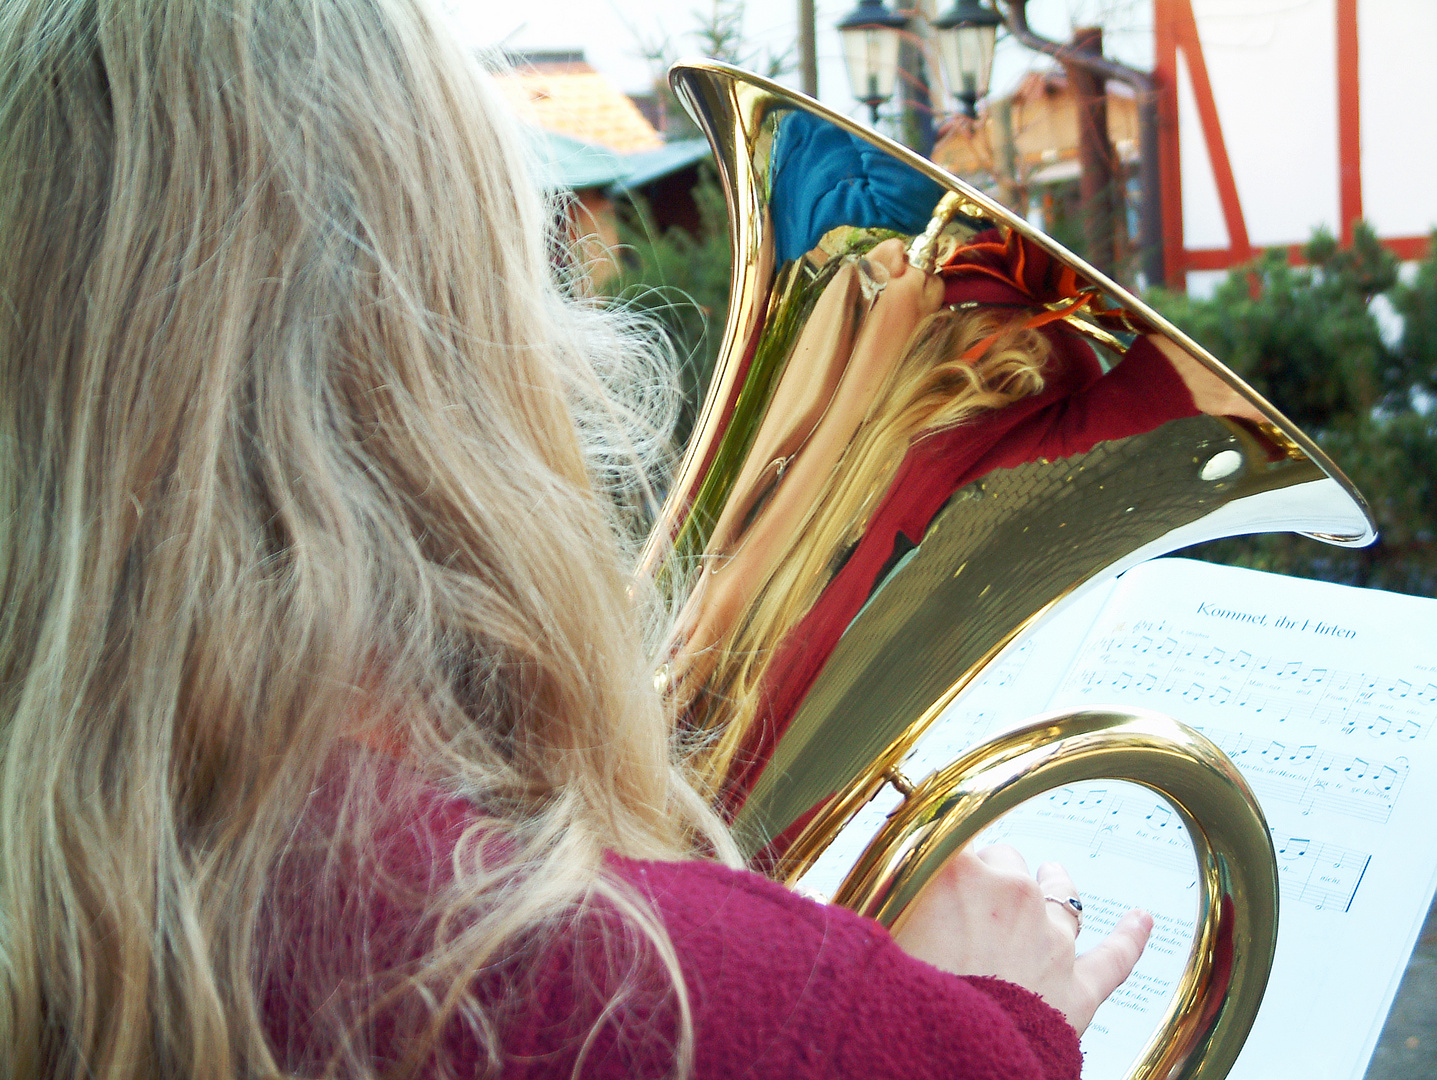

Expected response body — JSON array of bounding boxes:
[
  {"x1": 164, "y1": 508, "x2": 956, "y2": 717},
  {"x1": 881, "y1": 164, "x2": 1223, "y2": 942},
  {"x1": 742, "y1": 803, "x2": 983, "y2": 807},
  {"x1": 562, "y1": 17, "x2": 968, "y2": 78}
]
[{"x1": 827, "y1": 709, "x2": 1277, "y2": 1080}]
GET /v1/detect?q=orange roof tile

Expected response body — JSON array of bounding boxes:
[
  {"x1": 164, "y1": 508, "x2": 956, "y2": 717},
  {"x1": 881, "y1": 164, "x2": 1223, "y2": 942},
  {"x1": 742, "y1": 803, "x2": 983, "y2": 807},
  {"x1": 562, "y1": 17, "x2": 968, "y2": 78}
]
[{"x1": 496, "y1": 67, "x2": 663, "y2": 155}]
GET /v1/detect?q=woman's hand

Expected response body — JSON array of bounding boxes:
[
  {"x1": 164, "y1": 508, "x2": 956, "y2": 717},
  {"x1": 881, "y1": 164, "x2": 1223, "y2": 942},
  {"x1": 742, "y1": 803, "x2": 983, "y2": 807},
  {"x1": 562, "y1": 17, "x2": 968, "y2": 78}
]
[{"x1": 891, "y1": 844, "x2": 1153, "y2": 1033}]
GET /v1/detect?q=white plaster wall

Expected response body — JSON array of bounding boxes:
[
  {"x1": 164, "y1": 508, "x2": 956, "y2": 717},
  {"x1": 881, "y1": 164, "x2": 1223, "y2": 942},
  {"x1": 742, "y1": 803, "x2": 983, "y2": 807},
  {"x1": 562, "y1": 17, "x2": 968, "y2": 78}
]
[
  {"x1": 1184, "y1": 268, "x2": 1228, "y2": 300},
  {"x1": 1358, "y1": 0, "x2": 1437, "y2": 239},
  {"x1": 1176, "y1": 48, "x2": 1231, "y2": 250},
  {"x1": 1187, "y1": 0, "x2": 1341, "y2": 249}
]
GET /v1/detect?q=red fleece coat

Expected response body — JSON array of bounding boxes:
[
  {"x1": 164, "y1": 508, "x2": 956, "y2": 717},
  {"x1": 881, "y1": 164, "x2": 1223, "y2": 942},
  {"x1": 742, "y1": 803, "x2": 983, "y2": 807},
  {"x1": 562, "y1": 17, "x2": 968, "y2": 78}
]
[{"x1": 261, "y1": 780, "x2": 1082, "y2": 1079}]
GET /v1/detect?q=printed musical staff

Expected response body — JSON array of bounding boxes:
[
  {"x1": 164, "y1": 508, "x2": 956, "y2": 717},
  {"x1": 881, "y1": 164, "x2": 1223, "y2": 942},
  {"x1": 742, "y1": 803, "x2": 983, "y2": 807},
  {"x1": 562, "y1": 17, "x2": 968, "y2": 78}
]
[
  {"x1": 896, "y1": 559, "x2": 1437, "y2": 1080},
  {"x1": 975, "y1": 784, "x2": 1196, "y2": 876},
  {"x1": 1197, "y1": 727, "x2": 1408, "y2": 823},
  {"x1": 1271, "y1": 834, "x2": 1370, "y2": 912},
  {"x1": 877, "y1": 562, "x2": 1437, "y2": 963},
  {"x1": 975, "y1": 782, "x2": 1374, "y2": 913},
  {"x1": 1067, "y1": 627, "x2": 1436, "y2": 746}
]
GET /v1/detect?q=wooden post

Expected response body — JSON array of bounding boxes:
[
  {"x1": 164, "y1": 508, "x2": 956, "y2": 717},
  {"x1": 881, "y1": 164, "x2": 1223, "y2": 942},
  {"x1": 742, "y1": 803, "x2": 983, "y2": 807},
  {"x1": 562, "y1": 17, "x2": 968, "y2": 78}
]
[
  {"x1": 1063, "y1": 26, "x2": 1118, "y2": 276},
  {"x1": 897, "y1": 5, "x2": 935, "y2": 156},
  {"x1": 990, "y1": 96, "x2": 1022, "y2": 213},
  {"x1": 1336, "y1": 0, "x2": 1362, "y2": 246},
  {"x1": 1008, "y1": 0, "x2": 1161, "y2": 286},
  {"x1": 1153, "y1": 0, "x2": 1184, "y2": 288},
  {"x1": 797, "y1": 0, "x2": 818, "y2": 99}
]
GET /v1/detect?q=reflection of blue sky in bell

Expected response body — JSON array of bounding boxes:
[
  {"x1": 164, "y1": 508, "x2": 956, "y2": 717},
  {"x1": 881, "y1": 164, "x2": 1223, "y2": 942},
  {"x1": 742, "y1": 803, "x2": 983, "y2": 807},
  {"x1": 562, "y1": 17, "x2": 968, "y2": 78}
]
[{"x1": 448, "y1": 0, "x2": 1152, "y2": 120}]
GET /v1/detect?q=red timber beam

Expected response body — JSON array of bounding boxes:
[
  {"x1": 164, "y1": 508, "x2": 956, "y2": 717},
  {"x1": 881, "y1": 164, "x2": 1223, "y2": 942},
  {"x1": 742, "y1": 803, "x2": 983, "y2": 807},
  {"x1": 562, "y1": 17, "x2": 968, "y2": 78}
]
[
  {"x1": 1153, "y1": 0, "x2": 1252, "y2": 290},
  {"x1": 1153, "y1": 0, "x2": 1183, "y2": 286},
  {"x1": 1336, "y1": 0, "x2": 1363, "y2": 247},
  {"x1": 1158, "y1": 2, "x2": 1428, "y2": 285}
]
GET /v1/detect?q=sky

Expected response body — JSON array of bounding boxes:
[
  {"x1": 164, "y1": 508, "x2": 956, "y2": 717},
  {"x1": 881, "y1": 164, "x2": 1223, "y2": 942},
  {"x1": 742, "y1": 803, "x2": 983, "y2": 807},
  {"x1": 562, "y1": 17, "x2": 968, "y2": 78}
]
[{"x1": 450, "y1": 0, "x2": 1157, "y2": 128}]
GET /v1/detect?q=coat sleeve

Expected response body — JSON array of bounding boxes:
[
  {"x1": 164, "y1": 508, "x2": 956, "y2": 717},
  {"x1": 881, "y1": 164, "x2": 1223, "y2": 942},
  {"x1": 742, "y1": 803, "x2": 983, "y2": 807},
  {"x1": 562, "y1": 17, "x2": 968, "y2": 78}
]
[
  {"x1": 969, "y1": 333, "x2": 1200, "y2": 472},
  {"x1": 622, "y1": 858, "x2": 1083, "y2": 1080},
  {"x1": 262, "y1": 776, "x2": 1082, "y2": 1080}
]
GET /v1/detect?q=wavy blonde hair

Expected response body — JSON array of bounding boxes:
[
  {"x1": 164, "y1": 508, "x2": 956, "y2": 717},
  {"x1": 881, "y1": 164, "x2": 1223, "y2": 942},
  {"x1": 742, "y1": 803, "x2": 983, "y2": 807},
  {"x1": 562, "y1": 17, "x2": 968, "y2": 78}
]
[{"x1": 0, "y1": 0, "x2": 734, "y2": 1077}]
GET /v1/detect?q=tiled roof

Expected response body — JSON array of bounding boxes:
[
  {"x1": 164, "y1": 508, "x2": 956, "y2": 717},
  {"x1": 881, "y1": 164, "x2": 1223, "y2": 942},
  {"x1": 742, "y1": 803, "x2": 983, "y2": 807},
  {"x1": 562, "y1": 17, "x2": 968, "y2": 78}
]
[{"x1": 496, "y1": 65, "x2": 663, "y2": 155}]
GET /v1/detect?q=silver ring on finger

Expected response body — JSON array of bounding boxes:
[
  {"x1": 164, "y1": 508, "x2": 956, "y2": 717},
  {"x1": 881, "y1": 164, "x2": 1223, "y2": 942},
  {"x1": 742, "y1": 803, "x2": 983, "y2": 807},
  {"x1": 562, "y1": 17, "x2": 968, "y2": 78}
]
[{"x1": 1044, "y1": 894, "x2": 1083, "y2": 933}]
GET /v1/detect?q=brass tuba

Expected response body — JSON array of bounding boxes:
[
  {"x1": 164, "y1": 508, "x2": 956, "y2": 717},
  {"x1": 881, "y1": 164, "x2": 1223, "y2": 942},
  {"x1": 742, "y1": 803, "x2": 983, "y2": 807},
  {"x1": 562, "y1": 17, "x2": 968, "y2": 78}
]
[{"x1": 640, "y1": 61, "x2": 1376, "y2": 1080}]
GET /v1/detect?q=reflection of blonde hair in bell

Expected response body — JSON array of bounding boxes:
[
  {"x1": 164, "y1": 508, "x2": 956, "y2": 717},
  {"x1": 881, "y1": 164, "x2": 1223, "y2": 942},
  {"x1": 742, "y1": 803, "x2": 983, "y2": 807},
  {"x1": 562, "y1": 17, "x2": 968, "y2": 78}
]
[
  {"x1": 695, "y1": 305, "x2": 1053, "y2": 794},
  {"x1": 0, "y1": 1, "x2": 734, "y2": 1077}
]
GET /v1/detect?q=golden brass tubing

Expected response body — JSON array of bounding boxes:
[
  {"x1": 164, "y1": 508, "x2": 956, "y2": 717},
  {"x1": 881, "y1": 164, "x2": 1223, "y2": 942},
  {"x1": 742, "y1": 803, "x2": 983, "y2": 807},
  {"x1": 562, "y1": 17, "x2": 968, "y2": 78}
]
[{"x1": 829, "y1": 709, "x2": 1277, "y2": 1080}]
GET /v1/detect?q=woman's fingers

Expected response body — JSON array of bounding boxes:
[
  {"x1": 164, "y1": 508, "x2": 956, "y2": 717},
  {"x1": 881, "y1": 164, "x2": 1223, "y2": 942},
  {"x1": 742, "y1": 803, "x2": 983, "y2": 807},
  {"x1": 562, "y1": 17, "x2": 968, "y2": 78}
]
[
  {"x1": 1073, "y1": 909, "x2": 1154, "y2": 1023},
  {"x1": 865, "y1": 236, "x2": 908, "y2": 279},
  {"x1": 893, "y1": 844, "x2": 1153, "y2": 1035}
]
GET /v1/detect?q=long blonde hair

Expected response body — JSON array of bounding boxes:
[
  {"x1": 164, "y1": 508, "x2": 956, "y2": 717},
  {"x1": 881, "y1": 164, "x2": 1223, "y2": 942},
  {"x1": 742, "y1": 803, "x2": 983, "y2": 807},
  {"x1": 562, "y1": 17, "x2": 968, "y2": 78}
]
[{"x1": 0, "y1": 0, "x2": 732, "y2": 1076}]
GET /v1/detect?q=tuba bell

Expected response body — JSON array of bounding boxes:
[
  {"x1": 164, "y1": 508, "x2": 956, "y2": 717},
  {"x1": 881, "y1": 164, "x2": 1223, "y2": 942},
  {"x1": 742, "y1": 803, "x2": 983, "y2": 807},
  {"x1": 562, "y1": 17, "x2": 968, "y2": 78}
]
[{"x1": 639, "y1": 61, "x2": 1376, "y2": 1080}]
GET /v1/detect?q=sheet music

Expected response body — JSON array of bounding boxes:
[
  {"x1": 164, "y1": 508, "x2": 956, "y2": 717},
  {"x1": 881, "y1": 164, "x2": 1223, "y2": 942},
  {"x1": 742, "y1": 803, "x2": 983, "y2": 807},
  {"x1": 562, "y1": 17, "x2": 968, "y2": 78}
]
[{"x1": 797, "y1": 559, "x2": 1437, "y2": 1080}]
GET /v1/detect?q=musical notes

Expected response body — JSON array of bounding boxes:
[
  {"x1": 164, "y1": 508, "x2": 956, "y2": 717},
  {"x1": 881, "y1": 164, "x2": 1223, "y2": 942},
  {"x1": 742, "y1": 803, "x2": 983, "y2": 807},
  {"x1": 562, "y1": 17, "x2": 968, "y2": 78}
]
[
  {"x1": 1199, "y1": 727, "x2": 1409, "y2": 823},
  {"x1": 1272, "y1": 834, "x2": 1370, "y2": 912},
  {"x1": 975, "y1": 781, "x2": 1374, "y2": 914},
  {"x1": 975, "y1": 783, "x2": 1196, "y2": 876},
  {"x1": 893, "y1": 559, "x2": 1437, "y2": 1080},
  {"x1": 1069, "y1": 628, "x2": 1435, "y2": 746}
]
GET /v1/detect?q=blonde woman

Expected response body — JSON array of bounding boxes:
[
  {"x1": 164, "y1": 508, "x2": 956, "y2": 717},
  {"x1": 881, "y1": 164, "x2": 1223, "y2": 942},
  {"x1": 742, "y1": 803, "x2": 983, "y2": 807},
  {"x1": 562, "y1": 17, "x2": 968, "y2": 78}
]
[{"x1": 0, "y1": 0, "x2": 1150, "y2": 1077}]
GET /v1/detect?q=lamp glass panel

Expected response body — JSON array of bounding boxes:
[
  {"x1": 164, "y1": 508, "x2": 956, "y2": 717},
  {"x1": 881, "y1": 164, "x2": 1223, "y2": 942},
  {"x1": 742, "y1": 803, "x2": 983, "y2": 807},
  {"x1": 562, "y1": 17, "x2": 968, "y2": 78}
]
[
  {"x1": 935, "y1": 28, "x2": 966, "y2": 99},
  {"x1": 840, "y1": 26, "x2": 901, "y2": 104},
  {"x1": 937, "y1": 23, "x2": 998, "y2": 101},
  {"x1": 961, "y1": 24, "x2": 998, "y2": 93}
]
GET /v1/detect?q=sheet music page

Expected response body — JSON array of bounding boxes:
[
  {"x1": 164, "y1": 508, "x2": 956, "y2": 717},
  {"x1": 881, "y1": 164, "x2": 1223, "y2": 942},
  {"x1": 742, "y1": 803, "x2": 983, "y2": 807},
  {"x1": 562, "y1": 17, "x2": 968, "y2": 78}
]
[
  {"x1": 901, "y1": 575, "x2": 1201, "y2": 1079},
  {"x1": 797, "y1": 558, "x2": 1437, "y2": 1080},
  {"x1": 1035, "y1": 558, "x2": 1437, "y2": 1080}
]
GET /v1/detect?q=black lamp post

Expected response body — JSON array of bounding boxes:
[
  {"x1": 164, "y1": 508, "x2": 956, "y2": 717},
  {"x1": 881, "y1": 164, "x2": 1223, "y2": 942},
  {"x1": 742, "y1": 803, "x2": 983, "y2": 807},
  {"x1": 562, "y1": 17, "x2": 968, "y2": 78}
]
[
  {"x1": 836, "y1": 0, "x2": 908, "y2": 125},
  {"x1": 931, "y1": 0, "x2": 1002, "y2": 119}
]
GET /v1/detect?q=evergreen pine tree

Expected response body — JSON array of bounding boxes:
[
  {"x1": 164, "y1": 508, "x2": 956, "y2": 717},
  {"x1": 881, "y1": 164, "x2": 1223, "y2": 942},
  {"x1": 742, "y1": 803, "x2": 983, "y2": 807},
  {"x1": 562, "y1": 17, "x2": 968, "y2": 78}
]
[{"x1": 1158, "y1": 226, "x2": 1437, "y2": 595}]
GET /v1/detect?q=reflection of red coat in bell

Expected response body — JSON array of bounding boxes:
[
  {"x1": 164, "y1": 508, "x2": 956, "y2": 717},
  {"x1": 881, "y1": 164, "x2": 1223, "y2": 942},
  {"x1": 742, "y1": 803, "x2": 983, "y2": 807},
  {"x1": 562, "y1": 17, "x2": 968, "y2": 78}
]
[{"x1": 720, "y1": 239, "x2": 1203, "y2": 829}]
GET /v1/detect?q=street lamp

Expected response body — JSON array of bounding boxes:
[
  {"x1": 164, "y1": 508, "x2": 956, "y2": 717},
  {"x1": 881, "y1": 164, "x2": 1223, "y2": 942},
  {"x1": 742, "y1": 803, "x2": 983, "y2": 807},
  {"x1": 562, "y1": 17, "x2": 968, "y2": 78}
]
[
  {"x1": 836, "y1": 0, "x2": 908, "y2": 125},
  {"x1": 931, "y1": 0, "x2": 1002, "y2": 119}
]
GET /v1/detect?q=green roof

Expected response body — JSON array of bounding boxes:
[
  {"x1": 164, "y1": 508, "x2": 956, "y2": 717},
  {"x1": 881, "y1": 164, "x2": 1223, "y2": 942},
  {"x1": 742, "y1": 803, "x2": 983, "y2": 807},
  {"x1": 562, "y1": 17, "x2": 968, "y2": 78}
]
[
  {"x1": 610, "y1": 138, "x2": 712, "y2": 193},
  {"x1": 526, "y1": 128, "x2": 627, "y2": 190},
  {"x1": 525, "y1": 129, "x2": 711, "y2": 193}
]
